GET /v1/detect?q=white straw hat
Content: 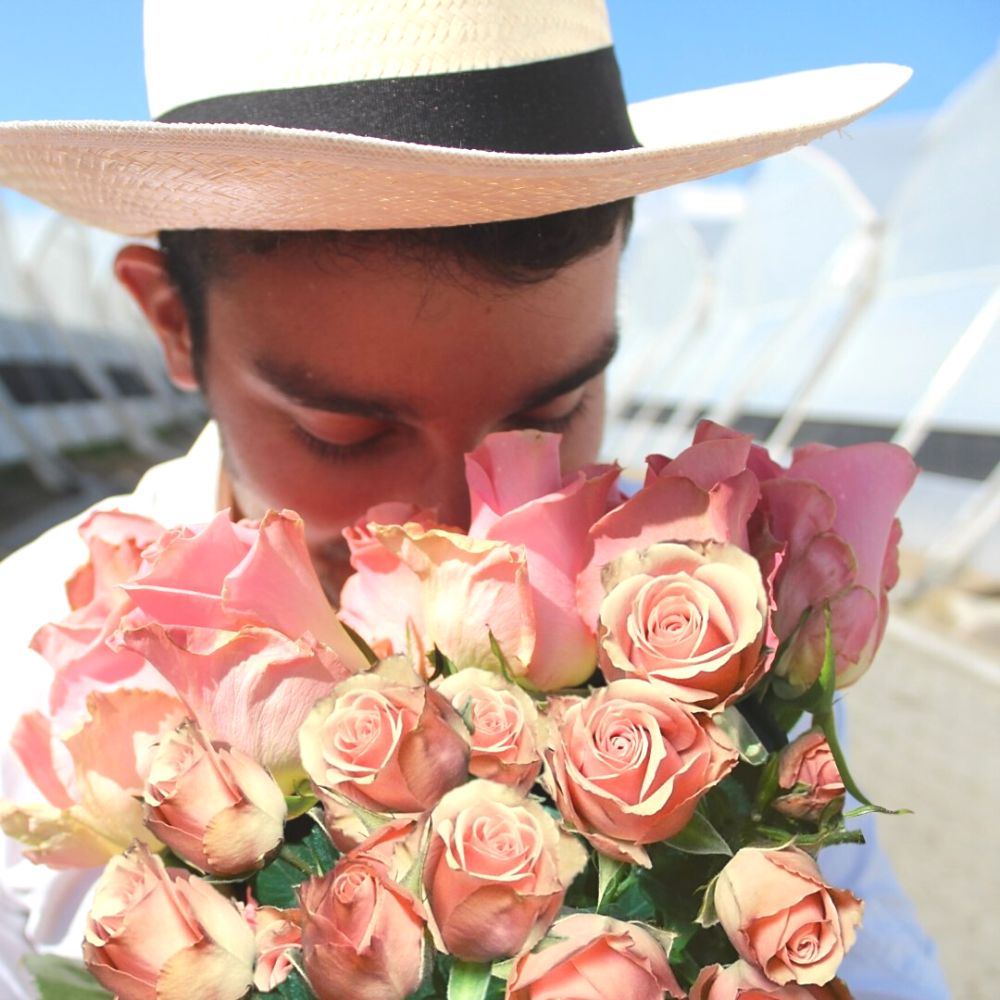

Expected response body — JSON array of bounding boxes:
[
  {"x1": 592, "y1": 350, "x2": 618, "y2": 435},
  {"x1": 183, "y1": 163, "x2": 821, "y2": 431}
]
[{"x1": 0, "y1": 0, "x2": 911, "y2": 236}]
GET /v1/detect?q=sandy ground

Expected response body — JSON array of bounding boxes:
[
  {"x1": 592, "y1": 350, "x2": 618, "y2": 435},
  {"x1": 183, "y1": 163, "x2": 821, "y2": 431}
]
[{"x1": 845, "y1": 585, "x2": 1000, "y2": 1000}]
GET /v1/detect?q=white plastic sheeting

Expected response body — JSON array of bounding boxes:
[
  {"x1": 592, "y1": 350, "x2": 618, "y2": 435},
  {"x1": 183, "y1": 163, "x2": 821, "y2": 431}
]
[{"x1": 0, "y1": 203, "x2": 202, "y2": 470}]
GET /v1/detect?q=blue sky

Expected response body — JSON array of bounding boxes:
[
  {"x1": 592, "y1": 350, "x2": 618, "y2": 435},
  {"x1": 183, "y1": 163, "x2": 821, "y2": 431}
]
[{"x1": 0, "y1": 2, "x2": 996, "y2": 122}]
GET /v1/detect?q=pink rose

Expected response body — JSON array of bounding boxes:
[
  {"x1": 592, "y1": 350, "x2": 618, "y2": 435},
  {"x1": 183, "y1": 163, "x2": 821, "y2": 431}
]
[
  {"x1": 299, "y1": 666, "x2": 470, "y2": 840},
  {"x1": 755, "y1": 442, "x2": 916, "y2": 688},
  {"x1": 579, "y1": 425, "x2": 762, "y2": 625},
  {"x1": 464, "y1": 431, "x2": 621, "y2": 688},
  {"x1": 543, "y1": 680, "x2": 738, "y2": 866},
  {"x1": 1, "y1": 689, "x2": 185, "y2": 868},
  {"x1": 435, "y1": 668, "x2": 542, "y2": 793},
  {"x1": 116, "y1": 622, "x2": 352, "y2": 792},
  {"x1": 143, "y1": 720, "x2": 287, "y2": 876},
  {"x1": 64, "y1": 509, "x2": 166, "y2": 610},
  {"x1": 123, "y1": 508, "x2": 369, "y2": 672},
  {"x1": 597, "y1": 541, "x2": 771, "y2": 709},
  {"x1": 507, "y1": 913, "x2": 683, "y2": 1000},
  {"x1": 245, "y1": 903, "x2": 302, "y2": 993},
  {"x1": 341, "y1": 431, "x2": 621, "y2": 690},
  {"x1": 83, "y1": 842, "x2": 255, "y2": 1000},
  {"x1": 343, "y1": 524, "x2": 537, "y2": 679},
  {"x1": 31, "y1": 510, "x2": 172, "y2": 727},
  {"x1": 715, "y1": 848, "x2": 863, "y2": 986},
  {"x1": 422, "y1": 779, "x2": 587, "y2": 962},
  {"x1": 691, "y1": 961, "x2": 854, "y2": 998},
  {"x1": 299, "y1": 853, "x2": 426, "y2": 1000},
  {"x1": 772, "y1": 731, "x2": 845, "y2": 822}
]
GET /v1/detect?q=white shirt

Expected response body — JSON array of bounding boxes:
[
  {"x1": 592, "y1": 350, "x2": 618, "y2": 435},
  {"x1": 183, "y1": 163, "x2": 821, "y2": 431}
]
[{"x1": 0, "y1": 424, "x2": 950, "y2": 998}]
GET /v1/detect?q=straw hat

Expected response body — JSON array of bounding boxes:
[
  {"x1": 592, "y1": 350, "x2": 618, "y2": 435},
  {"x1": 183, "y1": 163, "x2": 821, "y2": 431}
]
[{"x1": 0, "y1": 0, "x2": 910, "y2": 236}]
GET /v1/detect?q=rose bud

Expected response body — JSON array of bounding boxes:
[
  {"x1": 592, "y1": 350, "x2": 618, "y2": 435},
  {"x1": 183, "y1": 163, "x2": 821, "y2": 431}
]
[
  {"x1": 543, "y1": 680, "x2": 738, "y2": 866},
  {"x1": 691, "y1": 960, "x2": 855, "y2": 998},
  {"x1": 598, "y1": 541, "x2": 770, "y2": 710},
  {"x1": 299, "y1": 667, "x2": 470, "y2": 825},
  {"x1": 351, "y1": 816, "x2": 426, "y2": 883},
  {"x1": 83, "y1": 842, "x2": 255, "y2": 1000},
  {"x1": 507, "y1": 913, "x2": 684, "y2": 1000},
  {"x1": 715, "y1": 848, "x2": 863, "y2": 987},
  {"x1": 143, "y1": 720, "x2": 287, "y2": 876},
  {"x1": 772, "y1": 731, "x2": 845, "y2": 822},
  {"x1": 246, "y1": 903, "x2": 302, "y2": 993},
  {"x1": 435, "y1": 668, "x2": 543, "y2": 793},
  {"x1": 423, "y1": 779, "x2": 587, "y2": 962},
  {"x1": 299, "y1": 854, "x2": 426, "y2": 1000}
]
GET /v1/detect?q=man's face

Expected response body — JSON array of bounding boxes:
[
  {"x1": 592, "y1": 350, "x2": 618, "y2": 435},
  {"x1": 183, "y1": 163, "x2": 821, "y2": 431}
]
[{"x1": 144, "y1": 237, "x2": 621, "y2": 592}]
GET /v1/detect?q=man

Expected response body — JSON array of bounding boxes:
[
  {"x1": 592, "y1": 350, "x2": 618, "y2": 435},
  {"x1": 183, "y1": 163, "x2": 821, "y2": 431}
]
[{"x1": 0, "y1": 2, "x2": 948, "y2": 997}]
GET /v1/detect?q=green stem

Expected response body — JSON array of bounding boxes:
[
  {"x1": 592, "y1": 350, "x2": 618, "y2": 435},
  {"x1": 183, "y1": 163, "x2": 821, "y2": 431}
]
[
  {"x1": 813, "y1": 708, "x2": 872, "y2": 807},
  {"x1": 278, "y1": 847, "x2": 316, "y2": 876}
]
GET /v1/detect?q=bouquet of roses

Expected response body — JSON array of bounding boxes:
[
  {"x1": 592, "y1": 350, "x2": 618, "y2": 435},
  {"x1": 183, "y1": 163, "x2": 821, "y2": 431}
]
[{"x1": 0, "y1": 420, "x2": 917, "y2": 999}]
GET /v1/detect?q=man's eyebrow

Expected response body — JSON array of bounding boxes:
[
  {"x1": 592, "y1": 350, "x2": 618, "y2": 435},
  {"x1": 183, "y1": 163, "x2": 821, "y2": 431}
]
[
  {"x1": 513, "y1": 329, "x2": 619, "y2": 413},
  {"x1": 251, "y1": 328, "x2": 618, "y2": 419},
  {"x1": 251, "y1": 360, "x2": 416, "y2": 420}
]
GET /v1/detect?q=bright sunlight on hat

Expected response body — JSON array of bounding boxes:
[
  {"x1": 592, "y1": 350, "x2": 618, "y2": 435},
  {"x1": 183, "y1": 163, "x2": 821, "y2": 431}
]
[{"x1": 0, "y1": 0, "x2": 911, "y2": 235}]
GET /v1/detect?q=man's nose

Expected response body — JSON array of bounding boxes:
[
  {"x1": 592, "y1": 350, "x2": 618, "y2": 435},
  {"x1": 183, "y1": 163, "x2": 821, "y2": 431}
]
[{"x1": 418, "y1": 440, "x2": 476, "y2": 530}]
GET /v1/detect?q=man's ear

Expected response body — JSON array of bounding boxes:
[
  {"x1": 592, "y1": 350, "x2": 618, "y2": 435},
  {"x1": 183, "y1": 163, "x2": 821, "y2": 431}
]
[{"x1": 114, "y1": 244, "x2": 200, "y2": 391}]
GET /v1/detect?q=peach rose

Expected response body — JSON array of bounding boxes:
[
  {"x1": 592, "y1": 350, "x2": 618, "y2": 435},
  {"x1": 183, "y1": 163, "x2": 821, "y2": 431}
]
[
  {"x1": 117, "y1": 622, "x2": 352, "y2": 792},
  {"x1": 299, "y1": 853, "x2": 426, "y2": 1000},
  {"x1": 423, "y1": 780, "x2": 587, "y2": 962},
  {"x1": 31, "y1": 510, "x2": 173, "y2": 728},
  {"x1": 143, "y1": 720, "x2": 287, "y2": 876},
  {"x1": 597, "y1": 541, "x2": 770, "y2": 710},
  {"x1": 691, "y1": 960, "x2": 854, "y2": 998},
  {"x1": 715, "y1": 848, "x2": 863, "y2": 986},
  {"x1": 83, "y1": 842, "x2": 255, "y2": 1000},
  {"x1": 299, "y1": 666, "x2": 470, "y2": 829},
  {"x1": 772, "y1": 731, "x2": 845, "y2": 822},
  {"x1": 245, "y1": 903, "x2": 302, "y2": 993},
  {"x1": 507, "y1": 913, "x2": 683, "y2": 999},
  {"x1": 435, "y1": 668, "x2": 542, "y2": 792},
  {"x1": 341, "y1": 431, "x2": 621, "y2": 691},
  {"x1": 1, "y1": 689, "x2": 185, "y2": 868},
  {"x1": 543, "y1": 679, "x2": 738, "y2": 866},
  {"x1": 578, "y1": 424, "x2": 762, "y2": 626}
]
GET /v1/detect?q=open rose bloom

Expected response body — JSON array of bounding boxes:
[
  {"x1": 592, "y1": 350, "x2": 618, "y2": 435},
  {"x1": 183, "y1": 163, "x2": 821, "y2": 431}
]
[{"x1": 1, "y1": 422, "x2": 917, "y2": 998}]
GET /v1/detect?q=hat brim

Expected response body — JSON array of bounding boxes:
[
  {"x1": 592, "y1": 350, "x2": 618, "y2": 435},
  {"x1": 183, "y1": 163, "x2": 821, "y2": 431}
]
[{"x1": 0, "y1": 63, "x2": 910, "y2": 236}]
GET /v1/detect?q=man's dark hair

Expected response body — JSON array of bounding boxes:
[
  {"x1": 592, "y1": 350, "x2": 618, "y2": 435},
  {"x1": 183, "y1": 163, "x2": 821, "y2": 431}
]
[{"x1": 157, "y1": 198, "x2": 633, "y2": 374}]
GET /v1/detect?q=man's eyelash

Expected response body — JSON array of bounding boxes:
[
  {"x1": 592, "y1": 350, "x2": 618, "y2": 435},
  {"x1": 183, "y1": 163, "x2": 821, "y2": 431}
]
[
  {"x1": 521, "y1": 394, "x2": 589, "y2": 433},
  {"x1": 292, "y1": 423, "x2": 388, "y2": 461}
]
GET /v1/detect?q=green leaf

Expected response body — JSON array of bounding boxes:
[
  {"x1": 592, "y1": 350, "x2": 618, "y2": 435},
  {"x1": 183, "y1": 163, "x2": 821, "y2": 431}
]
[
  {"x1": 843, "y1": 803, "x2": 912, "y2": 819},
  {"x1": 341, "y1": 621, "x2": 379, "y2": 666},
  {"x1": 24, "y1": 955, "x2": 112, "y2": 999},
  {"x1": 597, "y1": 852, "x2": 626, "y2": 907},
  {"x1": 488, "y1": 631, "x2": 518, "y2": 684},
  {"x1": 664, "y1": 810, "x2": 732, "y2": 856},
  {"x1": 253, "y1": 817, "x2": 338, "y2": 908},
  {"x1": 490, "y1": 958, "x2": 515, "y2": 980},
  {"x1": 435, "y1": 646, "x2": 461, "y2": 676},
  {"x1": 694, "y1": 872, "x2": 721, "y2": 928},
  {"x1": 448, "y1": 960, "x2": 493, "y2": 1000},
  {"x1": 775, "y1": 607, "x2": 838, "y2": 712},
  {"x1": 751, "y1": 752, "x2": 783, "y2": 821},
  {"x1": 284, "y1": 780, "x2": 319, "y2": 820},
  {"x1": 716, "y1": 706, "x2": 769, "y2": 765}
]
